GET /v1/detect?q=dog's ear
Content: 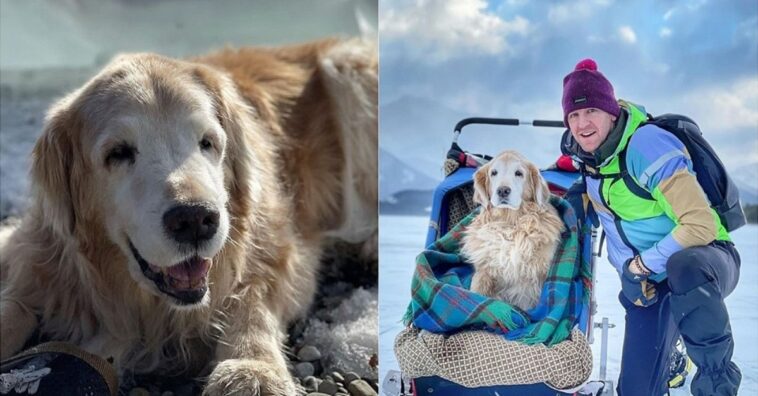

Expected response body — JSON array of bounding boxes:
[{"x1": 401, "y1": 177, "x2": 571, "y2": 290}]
[
  {"x1": 192, "y1": 65, "x2": 281, "y2": 223},
  {"x1": 31, "y1": 104, "x2": 77, "y2": 236},
  {"x1": 473, "y1": 163, "x2": 492, "y2": 209},
  {"x1": 528, "y1": 162, "x2": 551, "y2": 208}
]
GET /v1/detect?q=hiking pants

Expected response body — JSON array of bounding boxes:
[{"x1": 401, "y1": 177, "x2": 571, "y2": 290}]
[{"x1": 616, "y1": 240, "x2": 741, "y2": 396}]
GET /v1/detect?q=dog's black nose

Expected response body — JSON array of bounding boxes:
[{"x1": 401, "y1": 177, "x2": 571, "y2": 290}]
[
  {"x1": 163, "y1": 203, "x2": 219, "y2": 245},
  {"x1": 497, "y1": 186, "x2": 511, "y2": 198}
]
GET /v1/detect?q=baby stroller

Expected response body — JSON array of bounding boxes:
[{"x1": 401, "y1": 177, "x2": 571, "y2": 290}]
[{"x1": 390, "y1": 118, "x2": 691, "y2": 396}]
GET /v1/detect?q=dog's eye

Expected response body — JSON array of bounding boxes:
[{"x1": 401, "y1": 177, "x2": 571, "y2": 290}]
[
  {"x1": 105, "y1": 143, "x2": 137, "y2": 167},
  {"x1": 490, "y1": 169, "x2": 498, "y2": 177},
  {"x1": 515, "y1": 170, "x2": 523, "y2": 177},
  {"x1": 199, "y1": 137, "x2": 213, "y2": 151}
]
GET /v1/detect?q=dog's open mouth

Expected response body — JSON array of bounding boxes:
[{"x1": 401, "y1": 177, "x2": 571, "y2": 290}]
[{"x1": 128, "y1": 241, "x2": 211, "y2": 305}]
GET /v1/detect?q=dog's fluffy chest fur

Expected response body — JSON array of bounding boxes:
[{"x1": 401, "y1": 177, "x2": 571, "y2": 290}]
[{"x1": 461, "y1": 205, "x2": 564, "y2": 312}]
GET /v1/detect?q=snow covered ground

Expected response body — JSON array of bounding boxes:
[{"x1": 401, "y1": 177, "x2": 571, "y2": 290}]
[{"x1": 379, "y1": 215, "x2": 758, "y2": 395}]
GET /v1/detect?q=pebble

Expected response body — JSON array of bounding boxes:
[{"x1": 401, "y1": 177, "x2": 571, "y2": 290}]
[
  {"x1": 128, "y1": 388, "x2": 150, "y2": 396},
  {"x1": 297, "y1": 345, "x2": 322, "y2": 362},
  {"x1": 306, "y1": 393, "x2": 330, "y2": 396},
  {"x1": 303, "y1": 376, "x2": 322, "y2": 392},
  {"x1": 343, "y1": 372, "x2": 361, "y2": 385},
  {"x1": 348, "y1": 379, "x2": 377, "y2": 396},
  {"x1": 331, "y1": 371, "x2": 345, "y2": 383},
  {"x1": 317, "y1": 380, "x2": 339, "y2": 395},
  {"x1": 295, "y1": 361, "x2": 315, "y2": 378}
]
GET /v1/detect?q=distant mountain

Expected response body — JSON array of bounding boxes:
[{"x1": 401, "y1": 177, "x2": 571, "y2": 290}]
[
  {"x1": 379, "y1": 148, "x2": 439, "y2": 201},
  {"x1": 380, "y1": 96, "x2": 469, "y2": 179},
  {"x1": 732, "y1": 162, "x2": 758, "y2": 205},
  {"x1": 380, "y1": 95, "x2": 568, "y2": 183},
  {"x1": 379, "y1": 189, "x2": 434, "y2": 216}
]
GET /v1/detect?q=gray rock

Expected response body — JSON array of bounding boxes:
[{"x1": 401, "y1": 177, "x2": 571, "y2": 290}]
[
  {"x1": 297, "y1": 345, "x2": 322, "y2": 362},
  {"x1": 303, "y1": 376, "x2": 322, "y2": 392},
  {"x1": 347, "y1": 379, "x2": 377, "y2": 396},
  {"x1": 317, "y1": 380, "x2": 339, "y2": 395},
  {"x1": 331, "y1": 371, "x2": 345, "y2": 383},
  {"x1": 343, "y1": 372, "x2": 361, "y2": 384},
  {"x1": 295, "y1": 361, "x2": 315, "y2": 378},
  {"x1": 306, "y1": 393, "x2": 330, "y2": 396},
  {"x1": 128, "y1": 388, "x2": 150, "y2": 396}
]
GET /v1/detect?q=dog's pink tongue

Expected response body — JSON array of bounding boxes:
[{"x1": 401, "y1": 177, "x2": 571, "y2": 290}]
[{"x1": 167, "y1": 257, "x2": 211, "y2": 283}]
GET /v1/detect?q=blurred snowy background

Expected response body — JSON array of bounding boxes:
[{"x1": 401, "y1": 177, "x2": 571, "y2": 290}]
[{"x1": 0, "y1": 0, "x2": 378, "y2": 391}]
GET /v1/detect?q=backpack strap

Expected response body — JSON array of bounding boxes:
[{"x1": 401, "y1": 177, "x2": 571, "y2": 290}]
[{"x1": 618, "y1": 141, "x2": 655, "y2": 201}]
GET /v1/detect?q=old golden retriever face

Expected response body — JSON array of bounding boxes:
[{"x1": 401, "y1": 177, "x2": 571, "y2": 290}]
[
  {"x1": 2, "y1": 39, "x2": 376, "y2": 394},
  {"x1": 473, "y1": 150, "x2": 550, "y2": 211},
  {"x1": 34, "y1": 55, "x2": 242, "y2": 307}
]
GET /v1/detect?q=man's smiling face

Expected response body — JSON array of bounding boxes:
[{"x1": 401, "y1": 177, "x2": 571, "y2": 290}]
[{"x1": 567, "y1": 107, "x2": 617, "y2": 153}]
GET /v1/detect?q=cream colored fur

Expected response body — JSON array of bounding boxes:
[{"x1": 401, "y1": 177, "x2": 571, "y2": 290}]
[
  {"x1": 461, "y1": 151, "x2": 564, "y2": 312},
  {"x1": 0, "y1": 38, "x2": 377, "y2": 396}
]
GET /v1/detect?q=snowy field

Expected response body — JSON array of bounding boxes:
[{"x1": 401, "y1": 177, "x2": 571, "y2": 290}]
[{"x1": 379, "y1": 215, "x2": 758, "y2": 395}]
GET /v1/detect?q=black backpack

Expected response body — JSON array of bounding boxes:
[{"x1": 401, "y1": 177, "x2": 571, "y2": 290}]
[{"x1": 617, "y1": 114, "x2": 746, "y2": 232}]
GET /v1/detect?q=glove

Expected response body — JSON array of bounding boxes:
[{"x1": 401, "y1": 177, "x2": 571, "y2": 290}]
[{"x1": 621, "y1": 257, "x2": 658, "y2": 307}]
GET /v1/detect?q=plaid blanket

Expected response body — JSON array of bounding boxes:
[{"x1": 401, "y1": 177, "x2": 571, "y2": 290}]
[{"x1": 403, "y1": 196, "x2": 591, "y2": 346}]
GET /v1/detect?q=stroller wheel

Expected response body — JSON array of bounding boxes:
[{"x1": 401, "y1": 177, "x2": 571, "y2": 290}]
[{"x1": 668, "y1": 338, "x2": 694, "y2": 389}]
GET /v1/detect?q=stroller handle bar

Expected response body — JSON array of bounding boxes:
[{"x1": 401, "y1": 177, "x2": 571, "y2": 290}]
[{"x1": 452, "y1": 117, "x2": 566, "y2": 143}]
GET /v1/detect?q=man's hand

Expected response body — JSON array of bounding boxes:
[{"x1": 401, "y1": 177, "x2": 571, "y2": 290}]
[{"x1": 621, "y1": 256, "x2": 657, "y2": 307}]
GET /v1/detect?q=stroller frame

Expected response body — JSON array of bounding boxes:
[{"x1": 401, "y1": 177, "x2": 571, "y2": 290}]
[{"x1": 401, "y1": 117, "x2": 615, "y2": 396}]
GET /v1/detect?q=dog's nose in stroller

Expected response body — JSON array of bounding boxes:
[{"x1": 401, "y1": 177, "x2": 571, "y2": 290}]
[{"x1": 497, "y1": 186, "x2": 511, "y2": 198}]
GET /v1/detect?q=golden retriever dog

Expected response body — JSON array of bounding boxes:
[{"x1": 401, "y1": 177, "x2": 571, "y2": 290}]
[
  {"x1": 0, "y1": 38, "x2": 376, "y2": 395},
  {"x1": 461, "y1": 150, "x2": 564, "y2": 312}
]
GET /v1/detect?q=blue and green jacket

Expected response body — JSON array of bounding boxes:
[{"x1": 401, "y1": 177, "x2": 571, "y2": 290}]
[{"x1": 565, "y1": 101, "x2": 730, "y2": 280}]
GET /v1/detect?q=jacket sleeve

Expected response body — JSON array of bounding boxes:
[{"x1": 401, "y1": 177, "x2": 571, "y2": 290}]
[{"x1": 625, "y1": 125, "x2": 718, "y2": 273}]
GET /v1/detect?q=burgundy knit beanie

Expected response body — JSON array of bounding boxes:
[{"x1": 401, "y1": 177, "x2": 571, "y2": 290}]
[{"x1": 562, "y1": 59, "x2": 620, "y2": 126}]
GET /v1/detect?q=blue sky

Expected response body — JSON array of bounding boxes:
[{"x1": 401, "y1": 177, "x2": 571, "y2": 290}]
[{"x1": 379, "y1": 0, "x2": 758, "y2": 171}]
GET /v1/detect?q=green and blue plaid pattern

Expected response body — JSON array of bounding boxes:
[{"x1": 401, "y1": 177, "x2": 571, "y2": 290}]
[{"x1": 404, "y1": 196, "x2": 591, "y2": 346}]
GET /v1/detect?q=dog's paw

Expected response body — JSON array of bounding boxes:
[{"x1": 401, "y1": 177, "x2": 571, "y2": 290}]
[{"x1": 203, "y1": 358, "x2": 300, "y2": 396}]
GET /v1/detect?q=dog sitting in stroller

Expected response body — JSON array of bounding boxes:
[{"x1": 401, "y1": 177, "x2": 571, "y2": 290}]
[{"x1": 462, "y1": 150, "x2": 565, "y2": 313}]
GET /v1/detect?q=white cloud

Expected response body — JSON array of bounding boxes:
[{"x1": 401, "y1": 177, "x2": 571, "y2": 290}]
[
  {"x1": 663, "y1": 0, "x2": 708, "y2": 21},
  {"x1": 660, "y1": 27, "x2": 672, "y2": 38},
  {"x1": 547, "y1": 0, "x2": 612, "y2": 25},
  {"x1": 680, "y1": 77, "x2": 758, "y2": 133},
  {"x1": 587, "y1": 35, "x2": 609, "y2": 44},
  {"x1": 618, "y1": 26, "x2": 637, "y2": 44},
  {"x1": 686, "y1": 0, "x2": 709, "y2": 11},
  {"x1": 380, "y1": 0, "x2": 530, "y2": 62}
]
